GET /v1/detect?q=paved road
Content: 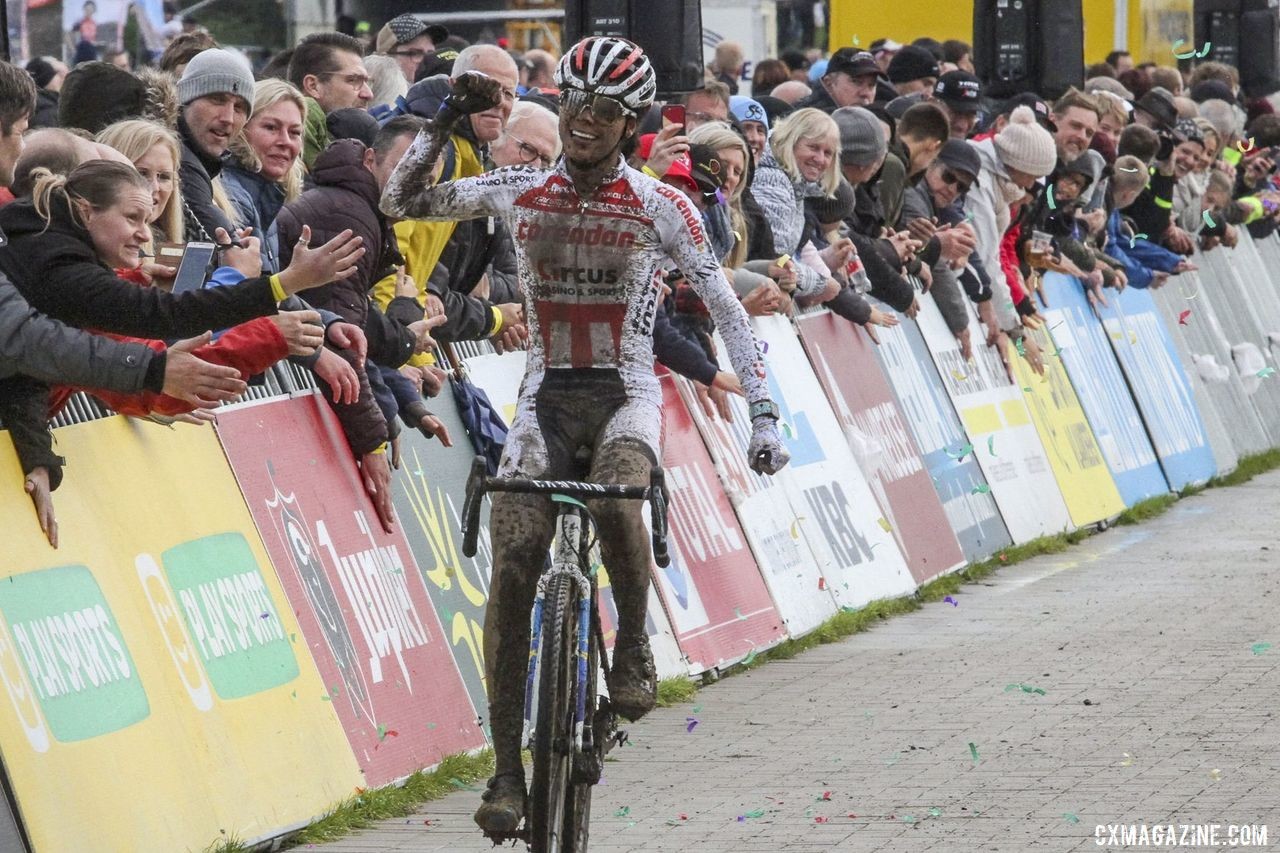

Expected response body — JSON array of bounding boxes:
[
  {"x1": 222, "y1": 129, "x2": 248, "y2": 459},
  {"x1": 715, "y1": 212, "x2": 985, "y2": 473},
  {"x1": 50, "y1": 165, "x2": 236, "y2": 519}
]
[{"x1": 315, "y1": 472, "x2": 1280, "y2": 852}]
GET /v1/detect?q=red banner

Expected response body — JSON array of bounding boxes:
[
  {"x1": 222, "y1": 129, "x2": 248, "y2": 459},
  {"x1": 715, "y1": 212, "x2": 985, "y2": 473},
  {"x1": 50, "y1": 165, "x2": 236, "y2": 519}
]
[
  {"x1": 215, "y1": 396, "x2": 483, "y2": 785},
  {"x1": 797, "y1": 311, "x2": 965, "y2": 584},
  {"x1": 655, "y1": 373, "x2": 786, "y2": 670}
]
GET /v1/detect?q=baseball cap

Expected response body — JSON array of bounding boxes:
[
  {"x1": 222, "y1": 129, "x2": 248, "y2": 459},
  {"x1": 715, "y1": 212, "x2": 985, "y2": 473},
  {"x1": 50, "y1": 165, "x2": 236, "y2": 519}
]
[
  {"x1": 376, "y1": 13, "x2": 448, "y2": 55},
  {"x1": 1002, "y1": 92, "x2": 1056, "y2": 131},
  {"x1": 826, "y1": 48, "x2": 881, "y2": 80},
  {"x1": 887, "y1": 45, "x2": 940, "y2": 84},
  {"x1": 936, "y1": 138, "x2": 981, "y2": 184},
  {"x1": 934, "y1": 70, "x2": 982, "y2": 113}
]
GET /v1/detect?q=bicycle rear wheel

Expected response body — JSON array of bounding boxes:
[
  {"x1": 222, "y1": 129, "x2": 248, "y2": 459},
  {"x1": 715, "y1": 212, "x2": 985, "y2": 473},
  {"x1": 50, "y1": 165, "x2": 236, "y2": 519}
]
[
  {"x1": 564, "y1": 603, "x2": 601, "y2": 850},
  {"x1": 529, "y1": 572, "x2": 579, "y2": 853}
]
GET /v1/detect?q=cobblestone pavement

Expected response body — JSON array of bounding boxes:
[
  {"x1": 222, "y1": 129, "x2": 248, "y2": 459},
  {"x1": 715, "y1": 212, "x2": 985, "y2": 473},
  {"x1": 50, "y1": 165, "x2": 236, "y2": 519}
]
[{"x1": 314, "y1": 472, "x2": 1280, "y2": 852}]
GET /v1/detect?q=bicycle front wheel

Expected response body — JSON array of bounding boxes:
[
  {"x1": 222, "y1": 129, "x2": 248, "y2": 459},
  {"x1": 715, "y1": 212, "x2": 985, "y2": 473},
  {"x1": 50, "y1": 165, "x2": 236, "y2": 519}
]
[{"x1": 529, "y1": 572, "x2": 580, "y2": 853}]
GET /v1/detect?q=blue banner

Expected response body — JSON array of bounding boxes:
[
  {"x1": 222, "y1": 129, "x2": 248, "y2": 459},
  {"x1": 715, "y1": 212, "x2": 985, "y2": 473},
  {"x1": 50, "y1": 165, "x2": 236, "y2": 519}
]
[
  {"x1": 1039, "y1": 273, "x2": 1170, "y2": 505},
  {"x1": 1093, "y1": 279, "x2": 1217, "y2": 490}
]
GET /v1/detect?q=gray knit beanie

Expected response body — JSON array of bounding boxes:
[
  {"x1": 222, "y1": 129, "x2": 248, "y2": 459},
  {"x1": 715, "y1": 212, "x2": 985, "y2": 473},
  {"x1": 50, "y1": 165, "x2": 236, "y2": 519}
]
[
  {"x1": 177, "y1": 48, "x2": 255, "y2": 107},
  {"x1": 832, "y1": 106, "x2": 887, "y2": 167},
  {"x1": 994, "y1": 106, "x2": 1057, "y2": 177}
]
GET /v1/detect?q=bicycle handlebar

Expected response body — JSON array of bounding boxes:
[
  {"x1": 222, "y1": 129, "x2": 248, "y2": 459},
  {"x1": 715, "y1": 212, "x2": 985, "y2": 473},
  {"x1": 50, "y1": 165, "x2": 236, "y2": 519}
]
[{"x1": 459, "y1": 455, "x2": 672, "y2": 567}]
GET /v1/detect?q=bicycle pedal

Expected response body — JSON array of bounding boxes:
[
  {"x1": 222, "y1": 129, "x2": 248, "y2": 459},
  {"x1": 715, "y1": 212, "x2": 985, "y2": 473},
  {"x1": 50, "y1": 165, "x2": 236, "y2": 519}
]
[
  {"x1": 480, "y1": 828, "x2": 528, "y2": 847},
  {"x1": 611, "y1": 728, "x2": 630, "y2": 750}
]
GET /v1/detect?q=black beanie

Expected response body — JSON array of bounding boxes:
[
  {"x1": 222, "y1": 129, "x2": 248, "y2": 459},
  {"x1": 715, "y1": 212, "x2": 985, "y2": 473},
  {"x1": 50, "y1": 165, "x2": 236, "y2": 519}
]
[
  {"x1": 808, "y1": 179, "x2": 857, "y2": 225},
  {"x1": 25, "y1": 57, "x2": 56, "y2": 89},
  {"x1": 59, "y1": 62, "x2": 147, "y2": 134},
  {"x1": 326, "y1": 108, "x2": 380, "y2": 148}
]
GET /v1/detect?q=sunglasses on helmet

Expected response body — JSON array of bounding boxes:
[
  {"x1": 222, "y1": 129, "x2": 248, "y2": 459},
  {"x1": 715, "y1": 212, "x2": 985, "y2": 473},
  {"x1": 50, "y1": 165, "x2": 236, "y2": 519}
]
[{"x1": 559, "y1": 88, "x2": 635, "y2": 123}]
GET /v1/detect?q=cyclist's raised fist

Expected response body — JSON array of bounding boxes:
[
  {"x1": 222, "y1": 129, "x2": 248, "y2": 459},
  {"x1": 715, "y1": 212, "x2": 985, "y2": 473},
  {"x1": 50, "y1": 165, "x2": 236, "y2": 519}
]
[{"x1": 443, "y1": 71, "x2": 504, "y2": 117}]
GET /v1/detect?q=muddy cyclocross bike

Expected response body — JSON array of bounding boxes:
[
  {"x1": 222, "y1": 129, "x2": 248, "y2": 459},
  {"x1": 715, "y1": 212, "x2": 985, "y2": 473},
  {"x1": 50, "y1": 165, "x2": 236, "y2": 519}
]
[{"x1": 461, "y1": 455, "x2": 670, "y2": 852}]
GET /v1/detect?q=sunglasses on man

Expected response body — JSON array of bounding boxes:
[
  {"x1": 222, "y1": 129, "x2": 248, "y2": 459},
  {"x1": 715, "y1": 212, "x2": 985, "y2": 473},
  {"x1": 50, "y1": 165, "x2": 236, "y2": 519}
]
[
  {"x1": 939, "y1": 167, "x2": 972, "y2": 195},
  {"x1": 559, "y1": 88, "x2": 635, "y2": 123}
]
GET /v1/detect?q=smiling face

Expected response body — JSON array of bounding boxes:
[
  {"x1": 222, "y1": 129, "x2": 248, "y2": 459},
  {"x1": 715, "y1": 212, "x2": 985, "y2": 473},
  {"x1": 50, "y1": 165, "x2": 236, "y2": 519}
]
[
  {"x1": 1053, "y1": 106, "x2": 1098, "y2": 161},
  {"x1": 715, "y1": 145, "x2": 745, "y2": 197},
  {"x1": 794, "y1": 134, "x2": 835, "y2": 182},
  {"x1": 740, "y1": 120, "x2": 768, "y2": 162},
  {"x1": 80, "y1": 186, "x2": 154, "y2": 269},
  {"x1": 559, "y1": 91, "x2": 637, "y2": 171},
  {"x1": 184, "y1": 92, "x2": 249, "y2": 159},
  {"x1": 132, "y1": 142, "x2": 175, "y2": 224},
  {"x1": 1172, "y1": 139, "x2": 1205, "y2": 179},
  {"x1": 245, "y1": 98, "x2": 304, "y2": 181}
]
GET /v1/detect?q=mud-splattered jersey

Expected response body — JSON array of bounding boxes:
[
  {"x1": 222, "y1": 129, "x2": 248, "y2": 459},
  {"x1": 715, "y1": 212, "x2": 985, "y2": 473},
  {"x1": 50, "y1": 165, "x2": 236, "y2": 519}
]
[{"x1": 382, "y1": 139, "x2": 770, "y2": 420}]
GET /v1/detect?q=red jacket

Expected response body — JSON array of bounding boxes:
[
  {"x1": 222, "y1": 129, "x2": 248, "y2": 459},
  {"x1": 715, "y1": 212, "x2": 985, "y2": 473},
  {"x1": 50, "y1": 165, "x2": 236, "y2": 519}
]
[{"x1": 49, "y1": 268, "x2": 288, "y2": 417}]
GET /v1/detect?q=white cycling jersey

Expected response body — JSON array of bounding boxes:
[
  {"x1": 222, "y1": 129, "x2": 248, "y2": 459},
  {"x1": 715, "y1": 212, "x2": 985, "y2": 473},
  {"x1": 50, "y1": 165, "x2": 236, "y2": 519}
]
[{"x1": 383, "y1": 135, "x2": 771, "y2": 475}]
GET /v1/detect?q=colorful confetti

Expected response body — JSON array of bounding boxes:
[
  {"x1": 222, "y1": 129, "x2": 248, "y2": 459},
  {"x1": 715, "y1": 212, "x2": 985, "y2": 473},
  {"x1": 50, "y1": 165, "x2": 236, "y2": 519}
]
[
  {"x1": 1204, "y1": 210, "x2": 1217, "y2": 229},
  {"x1": 1129, "y1": 232, "x2": 1148, "y2": 248},
  {"x1": 734, "y1": 607, "x2": 745, "y2": 620},
  {"x1": 685, "y1": 717, "x2": 699, "y2": 733},
  {"x1": 951, "y1": 369, "x2": 968, "y2": 381},
  {"x1": 929, "y1": 808, "x2": 943, "y2": 817},
  {"x1": 969, "y1": 742, "x2": 980, "y2": 763},
  {"x1": 1004, "y1": 682, "x2": 1047, "y2": 695},
  {"x1": 449, "y1": 779, "x2": 481, "y2": 791},
  {"x1": 1119, "y1": 752, "x2": 1134, "y2": 767},
  {"x1": 1046, "y1": 185, "x2": 1056, "y2": 210},
  {"x1": 741, "y1": 649, "x2": 758, "y2": 666},
  {"x1": 1258, "y1": 367, "x2": 1277, "y2": 379},
  {"x1": 946, "y1": 442, "x2": 974, "y2": 460},
  {"x1": 817, "y1": 576, "x2": 826, "y2": 590},
  {"x1": 971, "y1": 484, "x2": 990, "y2": 494},
  {"x1": 1251, "y1": 642, "x2": 1272, "y2": 655},
  {"x1": 987, "y1": 435, "x2": 996, "y2": 456},
  {"x1": 1210, "y1": 769, "x2": 1222, "y2": 781},
  {"x1": 1172, "y1": 38, "x2": 1211, "y2": 59},
  {"x1": 614, "y1": 806, "x2": 631, "y2": 817},
  {"x1": 1238, "y1": 137, "x2": 1257, "y2": 154},
  {"x1": 944, "y1": 595, "x2": 958, "y2": 606},
  {"x1": 1064, "y1": 812, "x2": 1081, "y2": 824},
  {"x1": 876, "y1": 517, "x2": 892, "y2": 532},
  {"x1": 1178, "y1": 309, "x2": 1192, "y2": 325}
]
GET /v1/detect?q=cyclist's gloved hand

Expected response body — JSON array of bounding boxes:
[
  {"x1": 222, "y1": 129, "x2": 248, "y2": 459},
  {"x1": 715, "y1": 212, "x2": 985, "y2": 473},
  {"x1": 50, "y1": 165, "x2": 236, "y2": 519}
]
[
  {"x1": 439, "y1": 71, "x2": 503, "y2": 120},
  {"x1": 748, "y1": 415, "x2": 790, "y2": 475}
]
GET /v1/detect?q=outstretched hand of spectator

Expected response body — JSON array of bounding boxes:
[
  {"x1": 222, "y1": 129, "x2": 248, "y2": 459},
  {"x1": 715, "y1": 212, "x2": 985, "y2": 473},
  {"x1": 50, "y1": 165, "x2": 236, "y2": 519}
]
[
  {"x1": 277, "y1": 226, "x2": 365, "y2": 296},
  {"x1": 270, "y1": 309, "x2": 325, "y2": 356},
  {"x1": 326, "y1": 321, "x2": 367, "y2": 369},
  {"x1": 408, "y1": 313, "x2": 447, "y2": 354},
  {"x1": 422, "y1": 364, "x2": 448, "y2": 397},
  {"x1": 414, "y1": 411, "x2": 453, "y2": 447},
  {"x1": 360, "y1": 449, "x2": 396, "y2": 534},
  {"x1": 24, "y1": 467, "x2": 57, "y2": 549},
  {"x1": 955, "y1": 326, "x2": 973, "y2": 362},
  {"x1": 214, "y1": 227, "x2": 262, "y2": 279},
  {"x1": 162, "y1": 332, "x2": 248, "y2": 406},
  {"x1": 313, "y1": 347, "x2": 359, "y2": 404},
  {"x1": 742, "y1": 280, "x2": 784, "y2": 315},
  {"x1": 645, "y1": 123, "x2": 690, "y2": 178}
]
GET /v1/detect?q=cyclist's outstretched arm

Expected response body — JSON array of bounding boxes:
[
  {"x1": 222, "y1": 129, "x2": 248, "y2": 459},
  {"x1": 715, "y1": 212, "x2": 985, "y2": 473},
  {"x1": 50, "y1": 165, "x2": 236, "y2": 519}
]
[{"x1": 654, "y1": 185, "x2": 790, "y2": 474}]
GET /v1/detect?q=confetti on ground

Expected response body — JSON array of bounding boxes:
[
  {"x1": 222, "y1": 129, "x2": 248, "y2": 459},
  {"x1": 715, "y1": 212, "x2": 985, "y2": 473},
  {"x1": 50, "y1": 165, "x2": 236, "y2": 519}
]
[
  {"x1": 734, "y1": 607, "x2": 745, "y2": 620},
  {"x1": 817, "y1": 576, "x2": 826, "y2": 590},
  {"x1": 1210, "y1": 769, "x2": 1222, "y2": 780},
  {"x1": 929, "y1": 808, "x2": 942, "y2": 817},
  {"x1": 876, "y1": 517, "x2": 892, "y2": 532},
  {"x1": 1119, "y1": 752, "x2": 1134, "y2": 767},
  {"x1": 1252, "y1": 642, "x2": 1272, "y2": 655},
  {"x1": 969, "y1": 742, "x2": 980, "y2": 763},
  {"x1": 685, "y1": 717, "x2": 699, "y2": 733},
  {"x1": 1004, "y1": 682, "x2": 1047, "y2": 695},
  {"x1": 741, "y1": 649, "x2": 758, "y2": 665},
  {"x1": 902, "y1": 814, "x2": 918, "y2": 824},
  {"x1": 987, "y1": 435, "x2": 996, "y2": 456},
  {"x1": 1064, "y1": 813, "x2": 1081, "y2": 824},
  {"x1": 814, "y1": 816, "x2": 830, "y2": 823},
  {"x1": 449, "y1": 779, "x2": 481, "y2": 791},
  {"x1": 1204, "y1": 210, "x2": 1217, "y2": 229},
  {"x1": 971, "y1": 484, "x2": 991, "y2": 494},
  {"x1": 739, "y1": 808, "x2": 766, "y2": 820},
  {"x1": 614, "y1": 806, "x2": 630, "y2": 817},
  {"x1": 1258, "y1": 367, "x2": 1277, "y2": 379},
  {"x1": 944, "y1": 595, "x2": 958, "y2": 606},
  {"x1": 885, "y1": 752, "x2": 901, "y2": 765},
  {"x1": 840, "y1": 605, "x2": 858, "y2": 613},
  {"x1": 692, "y1": 704, "x2": 702, "y2": 713},
  {"x1": 1179, "y1": 309, "x2": 1192, "y2": 325}
]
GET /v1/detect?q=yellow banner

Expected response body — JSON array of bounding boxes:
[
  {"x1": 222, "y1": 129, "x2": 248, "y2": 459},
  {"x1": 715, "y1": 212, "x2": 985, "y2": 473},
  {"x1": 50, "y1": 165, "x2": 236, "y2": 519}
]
[
  {"x1": 1009, "y1": 328, "x2": 1126, "y2": 527},
  {"x1": 0, "y1": 418, "x2": 362, "y2": 853}
]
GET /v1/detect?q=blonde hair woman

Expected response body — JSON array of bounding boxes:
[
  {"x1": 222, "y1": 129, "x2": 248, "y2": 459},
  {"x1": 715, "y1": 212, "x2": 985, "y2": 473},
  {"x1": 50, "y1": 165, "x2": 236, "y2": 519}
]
[
  {"x1": 95, "y1": 119, "x2": 184, "y2": 251},
  {"x1": 749, "y1": 107, "x2": 841, "y2": 301},
  {"x1": 221, "y1": 78, "x2": 307, "y2": 272}
]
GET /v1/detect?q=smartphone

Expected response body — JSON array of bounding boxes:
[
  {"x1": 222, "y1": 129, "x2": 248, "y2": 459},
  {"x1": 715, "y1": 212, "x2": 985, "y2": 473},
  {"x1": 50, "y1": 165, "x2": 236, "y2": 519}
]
[
  {"x1": 661, "y1": 104, "x2": 685, "y2": 130},
  {"x1": 172, "y1": 241, "x2": 216, "y2": 294}
]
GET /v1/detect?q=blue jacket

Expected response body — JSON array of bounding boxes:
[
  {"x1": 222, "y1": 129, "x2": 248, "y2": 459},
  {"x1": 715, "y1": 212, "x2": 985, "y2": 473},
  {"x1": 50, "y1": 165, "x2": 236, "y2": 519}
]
[
  {"x1": 220, "y1": 162, "x2": 287, "y2": 273},
  {"x1": 1106, "y1": 209, "x2": 1182, "y2": 289}
]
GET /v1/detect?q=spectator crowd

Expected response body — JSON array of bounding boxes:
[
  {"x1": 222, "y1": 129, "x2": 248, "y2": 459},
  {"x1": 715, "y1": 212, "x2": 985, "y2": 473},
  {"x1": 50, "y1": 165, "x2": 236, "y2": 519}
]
[{"x1": 3, "y1": 19, "x2": 1280, "y2": 549}]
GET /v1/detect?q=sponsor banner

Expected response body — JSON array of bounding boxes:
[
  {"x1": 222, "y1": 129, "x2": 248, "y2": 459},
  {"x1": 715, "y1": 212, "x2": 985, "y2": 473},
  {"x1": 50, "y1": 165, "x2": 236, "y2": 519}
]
[
  {"x1": 740, "y1": 316, "x2": 917, "y2": 609},
  {"x1": 1196, "y1": 240, "x2": 1280, "y2": 442},
  {"x1": 915, "y1": 292, "x2": 1074, "y2": 542},
  {"x1": 1038, "y1": 274, "x2": 1169, "y2": 504},
  {"x1": 1085, "y1": 277, "x2": 1217, "y2": 491},
  {"x1": 1150, "y1": 267, "x2": 1261, "y2": 469},
  {"x1": 796, "y1": 309, "x2": 966, "y2": 583},
  {"x1": 656, "y1": 372, "x2": 787, "y2": 670},
  {"x1": 390, "y1": 388, "x2": 496, "y2": 731},
  {"x1": 462, "y1": 352, "x2": 689, "y2": 678},
  {"x1": 866, "y1": 297, "x2": 1011, "y2": 562},
  {"x1": 1008, "y1": 322, "x2": 1127, "y2": 526},
  {"x1": 214, "y1": 395, "x2": 482, "y2": 786},
  {"x1": 674, "y1": 370, "x2": 837, "y2": 636},
  {"x1": 0, "y1": 418, "x2": 361, "y2": 853}
]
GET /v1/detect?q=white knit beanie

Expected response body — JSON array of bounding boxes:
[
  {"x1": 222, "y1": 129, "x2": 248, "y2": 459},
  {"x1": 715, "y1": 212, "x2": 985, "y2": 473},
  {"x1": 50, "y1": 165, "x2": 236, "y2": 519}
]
[{"x1": 994, "y1": 106, "x2": 1057, "y2": 178}]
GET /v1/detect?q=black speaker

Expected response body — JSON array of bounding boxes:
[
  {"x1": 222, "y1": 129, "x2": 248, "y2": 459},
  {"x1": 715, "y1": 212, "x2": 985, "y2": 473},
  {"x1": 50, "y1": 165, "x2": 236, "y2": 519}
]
[
  {"x1": 972, "y1": 0, "x2": 1083, "y2": 101},
  {"x1": 1239, "y1": 0, "x2": 1280, "y2": 97},
  {"x1": 563, "y1": 0, "x2": 705, "y2": 99}
]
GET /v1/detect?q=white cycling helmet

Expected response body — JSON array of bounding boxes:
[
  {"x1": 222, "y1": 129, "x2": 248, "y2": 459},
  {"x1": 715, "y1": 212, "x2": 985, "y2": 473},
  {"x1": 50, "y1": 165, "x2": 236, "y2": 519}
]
[{"x1": 555, "y1": 36, "x2": 657, "y2": 112}]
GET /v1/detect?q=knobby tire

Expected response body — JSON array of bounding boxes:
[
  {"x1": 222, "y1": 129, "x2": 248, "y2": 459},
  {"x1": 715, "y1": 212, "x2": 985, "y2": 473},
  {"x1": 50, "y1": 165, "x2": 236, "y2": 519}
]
[{"x1": 530, "y1": 573, "x2": 579, "y2": 852}]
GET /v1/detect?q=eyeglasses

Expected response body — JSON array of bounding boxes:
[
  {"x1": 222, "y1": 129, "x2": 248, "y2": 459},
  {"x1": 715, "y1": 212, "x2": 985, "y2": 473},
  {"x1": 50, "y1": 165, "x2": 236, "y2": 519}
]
[
  {"x1": 686, "y1": 110, "x2": 718, "y2": 126},
  {"x1": 390, "y1": 47, "x2": 428, "y2": 60},
  {"x1": 940, "y1": 168, "x2": 972, "y2": 195},
  {"x1": 559, "y1": 88, "x2": 634, "y2": 123},
  {"x1": 507, "y1": 132, "x2": 554, "y2": 169},
  {"x1": 319, "y1": 71, "x2": 372, "y2": 89}
]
